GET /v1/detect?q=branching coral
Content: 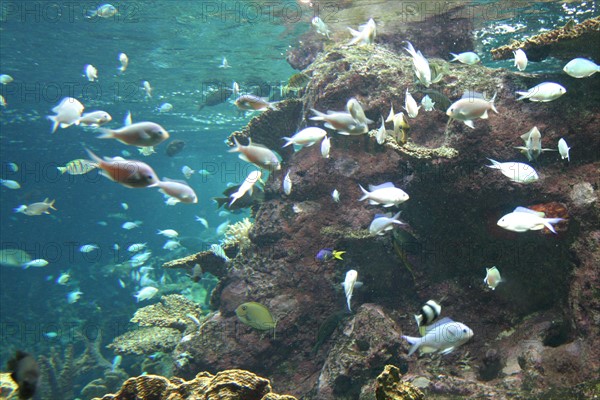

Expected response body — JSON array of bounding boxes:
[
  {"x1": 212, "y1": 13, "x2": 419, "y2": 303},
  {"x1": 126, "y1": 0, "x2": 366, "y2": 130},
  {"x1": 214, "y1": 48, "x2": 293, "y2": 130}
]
[{"x1": 221, "y1": 217, "x2": 253, "y2": 251}]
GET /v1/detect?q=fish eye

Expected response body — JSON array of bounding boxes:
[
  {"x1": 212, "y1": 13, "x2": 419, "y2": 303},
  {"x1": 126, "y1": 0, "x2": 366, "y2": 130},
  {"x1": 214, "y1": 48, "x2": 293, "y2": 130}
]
[
  {"x1": 147, "y1": 175, "x2": 154, "y2": 180},
  {"x1": 463, "y1": 329, "x2": 467, "y2": 333},
  {"x1": 242, "y1": 305, "x2": 247, "y2": 310}
]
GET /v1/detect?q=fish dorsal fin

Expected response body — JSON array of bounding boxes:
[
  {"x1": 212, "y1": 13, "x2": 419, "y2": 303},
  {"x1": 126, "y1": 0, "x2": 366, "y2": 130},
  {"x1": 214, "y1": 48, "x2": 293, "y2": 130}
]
[
  {"x1": 520, "y1": 132, "x2": 531, "y2": 142},
  {"x1": 461, "y1": 91, "x2": 485, "y2": 100},
  {"x1": 425, "y1": 317, "x2": 454, "y2": 333},
  {"x1": 162, "y1": 177, "x2": 188, "y2": 185},
  {"x1": 369, "y1": 182, "x2": 395, "y2": 191},
  {"x1": 374, "y1": 213, "x2": 392, "y2": 219},
  {"x1": 513, "y1": 206, "x2": 545, "y2": 217}
]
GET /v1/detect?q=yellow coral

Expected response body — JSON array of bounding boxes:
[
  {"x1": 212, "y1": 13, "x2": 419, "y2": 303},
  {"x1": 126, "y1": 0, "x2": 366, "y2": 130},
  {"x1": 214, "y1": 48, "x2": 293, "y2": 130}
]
[{"x1": 221, "y1": 218, "x2": 253, "y2": 250}]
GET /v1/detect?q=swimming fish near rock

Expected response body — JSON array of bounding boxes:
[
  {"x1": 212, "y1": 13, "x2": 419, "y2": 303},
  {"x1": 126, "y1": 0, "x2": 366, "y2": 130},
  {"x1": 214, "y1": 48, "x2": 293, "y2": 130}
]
[
  {"x1": 516, "y1": 82, "x2": 566, "y2": 102},
  {"x1": 404, "y1": 41, "x2": 431, "y2": 87},
  {"x1": 346, "y1": 98, "x2": 373, "y2": 126},
  {"x1": 309, "y1": 109, "x2": 368, "y2": 135},
  {"x1": 497, "y1": 206, "x2": 565, "y2": 234},
  {"x1": 486, "y1": 159, "x2": 539, "y2": 184},
  {"x1": 421, "y1": 95, "x2": 435, "y2": 112},
  {"x1": 311, "y1": 16, "x2": 331, "y2": 38},
  {"x1": 403, "y1": 317, "x2": 473, "y2": 356},
  {"x1": 515, "y1": 126, "x2": 555, "y2": 161},
  {"x1": 7, "y1": 350, "x2": 40, "y2": 400},
  {"x1": 563, "y1": 58, "x2": 599, "y2": 78},
  {"x1": 404, "y1": 89, "x2": 420, "y2": 118},
  {"x1": 234, "y1": 94, "x2": 276, "y2": 111},
  {"x1": 484, "y1": 266, "x2": 502, "y2": 290},
  {"x1": 347, "y1": 18, "x2": 376, "y2": 46},
  {"x1": 315, "y1": 248, "x2": 345, "y2": 262},
  {"x1": 283, "y1": 170, "x2": 292, "y2": 195},
  {"x1": 513, "y1": 49, "x2": 528, "y2": 71},
  {"x1": 85, "y1": 148, "x2": 159, "y2": 188},
  {"x1": 67, "y1": 290, "x2": 83, "y2": 304},
  {"x1": 134, "y1": 286, "x2": 158, "y2": 302},
  {"x1": 414, "y1": 300, "x2": 442, "y2": 333},
  {"x1": 230, "y1": 170, "x2": 262, "y2": 206},
  {"x1": 558, "y1": 138, "x2": 571, "y2": 162},
  {"x1": 321, "y1": 136, "x2": 331, "y2": 158},
  {"x1": 446, "y1": 92, "x2": 498, "y2": 129},
  {"x1": 47, "y1": 97, "x2": 84, "y2": 133},
  {"x1": 332, "y1": 189, "x2": 340, "y2": 203},
  {"x1": 282, "y1": 127, "x2": 327, "y2": 149},
  {"x1": 449, "y1": 51, "x2": 480, "y2": 65},
  {"x1": 236, "y1": 302, "x2": 277, "y2": 337},
  {"x1": 359, "y1": 182, "x2": 409, "y2": 207},
  {"x1": 369, "y1": 211, "x2": 405, "y2": 236},
  {"x1": 229, "y1": 137, "x2": 281, "y2": 171},
  {"x1": 97, "y1": 122, "x2": 170, "y2": 147},
  {"x1": 341, "y1": 269, "x2": 362, "y2": 312}
]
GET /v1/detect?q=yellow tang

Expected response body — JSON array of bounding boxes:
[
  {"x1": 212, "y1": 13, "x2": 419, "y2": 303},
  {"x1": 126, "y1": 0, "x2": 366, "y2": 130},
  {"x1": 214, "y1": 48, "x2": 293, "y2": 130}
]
[{"x1": 235, "y1": 302, "x2": 277, "y2": 337}]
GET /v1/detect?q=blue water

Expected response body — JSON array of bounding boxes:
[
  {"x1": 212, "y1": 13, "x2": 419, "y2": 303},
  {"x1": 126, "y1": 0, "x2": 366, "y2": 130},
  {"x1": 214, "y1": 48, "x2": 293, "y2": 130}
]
[{"x1": 0, "y1": 0, "x2": 598, "y2": 397}]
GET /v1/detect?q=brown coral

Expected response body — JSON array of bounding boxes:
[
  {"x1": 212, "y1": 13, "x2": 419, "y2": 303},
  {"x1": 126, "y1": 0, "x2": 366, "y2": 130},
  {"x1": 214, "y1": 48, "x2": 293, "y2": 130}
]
[
  {"x1": 130, "y1": 294, "x2": 203, "y2": 332},
  {"x1": 108, "y1": 327, "x2": 182, "y2": 356},
  {"x1": 375, "y1": 365, "x2": 425, "y2": 400}
]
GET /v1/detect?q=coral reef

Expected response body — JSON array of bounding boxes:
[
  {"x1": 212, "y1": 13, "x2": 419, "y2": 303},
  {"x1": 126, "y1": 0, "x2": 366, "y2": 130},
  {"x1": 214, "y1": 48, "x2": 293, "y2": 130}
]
[
  {"x1": 491, "y1": 16, "x2": 600, "y2": 61},
  {"x1": 0, "y1": 372, "x2": 18, "y2": 399},
  {"x1": 108, "y1": 327, "x2": 182, "y2": 356},
  {"x1": 374, "y1": 365, "x2": 425, "y2": 400},
  {"x1": 221, "y1": 217, "x2": 254, "y2": 251},
  {"x1": 93, "y1": 369, "x2": 297, "y2": 400}
]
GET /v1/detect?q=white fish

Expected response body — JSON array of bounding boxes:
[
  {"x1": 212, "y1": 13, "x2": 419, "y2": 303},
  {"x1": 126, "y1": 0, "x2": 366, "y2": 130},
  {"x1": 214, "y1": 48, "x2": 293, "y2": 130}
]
[
  {"x1": 283, "y1": 170, "x2": 292, "y2": 195},
  {"x1": 403, "y1": 317, "x2": 473, "y2": 356},
  {"x1": 78, "y1": 111, "x2": 112, "y2": 127},
  {"x1": 113, "y1": 244, "x2": 120, "y2": 251},
  {"x1": 122, "y1": 221, "x2": 141, "y2": 230},
  {"x1": 118, "y1": 53, "x2": 129, "y2": 72},
  {"x1": 130, "y1": 251, "x2": 152, "y2": 267},
  {"x1": 563, "y1": 58, "x2": 599, "y2": 78},
  {"x1": 386, "y1": 102, "x2": 395, "y2": 123},
  {"x1": 158, "y1": 103, "x2": 173, "y2": 113},
  {"x1": 0, "y1": 74, "x2": 13, "y2": 84},
  {"x1": 0, "y1": 94, "x2": 6, "y2": 107},
  {"x1": 347, "y1": 18, "x2": 376, "y2": 46},
  {"x1": 446, "y1": 92, "x2": 498, "y2": 129},
  {"x1": 311, "y1": 16, "x2": 331, "y2": 38},
  {"x1": 47, "y1": 97, "x2": 84, "y2": 133},
  {"x1": 484, "y1": 266, "x2": 502, "y2": 290},
  {"x1": 404, "y1": 41, "x2": 431, "y2": 87},
  {"x1": 157, "y1": 229, "x2": 178, "y2": 238},
  {"x1": 229, "y1": 137, "x2": 282, "y2": 170},
  {"x1": 127, "y1": 243, "x2": 147, "y2": 253},
  {"x1": 449, "y1": 51, "x2": 480, "y2": 65},
  {"x1": 421, "y1": 95, "x2": 435, "y2": 111},
  {"x1": 84, "y1": 64, "x2": 98, "y2": 82},
  {"x1": 195, "y1": 216, "x2": 209, "y2": 228},
  {"x1": 56, "y1": 272, "x2": 70, "y2": 285},
  {"x1": 341, "y1": 269, "x2": 361, "y2": 312},
  {"x1": 516, "y1": 82, "x2": 566, "y2": 102},
  {"x1": 163, "y1": 240, "x2": 181, "y2": 250},
  {"x1": 486, "y1": 159, "x2": 539, "y2": 184},
  {"x1": 218, "y1": 57, "x2": 231, "y2": 69},
  {"x1": 134, "y1": 286, "x2": 158, "y2": 302},
  {"x1": 181, "y1": 166, "x2": 195, "y2": 179},
  {"x1": 497, "y1": 206, "x2": 565, "y2": 234},
  {"x1": 404, "y1": 89, "x2": 420, "y2": 118},
  {"x1": 332, "y1": 189, "x2": 340, "y2": 203},
  {"x1": 375, "y1": 116, "x2": 387, "y2": 145},
  {"x1": 229, "y1": 170, "x2": 262, "y2": 206},
  {"x1": 321, "y1": 135, "x2": 331, "y2": 158},
  {"x1": 232, "y1": 81, "x2": 240, "y2": 98},
  {"x1": 139, "y1": 146, "x2": 157, "y2": 156},
  {"x1": 210, "y1": 244, "x2": 230, "y2": 262},
  {"x1": 142, "y1": 81, "x2": 152, "y2": 98},
  {"x1": 369, "y1": 211, "x2": 405, "y2": 236},
  {"x1": 359, "y1": 182, "x2": 409, "y2": 207},
  {"x1": 346, "y1": 98, "x2": 373, "y2": 126},
  {"x1": 515, "y1": 126, "x2": 555, "y2": 161},
  {"x1": 23, "y1": 259, "x2": 48, "y2": 269},
  {"x1": 513, "y1": 49, "x2": 528, "y2": 71},
  {"x1": 0, "y1": 179, "x2": 20, "y2": 189},
  {"x1": 309, "y1": 109, "x2": 367, "y2": 135},
  {"x1": 79, "y1": 244, "x2": 99, "y2": 253},
  {"x1": 112, "y1": 355, "x2": 122, "y2": 372},
  {"x1": 13, "y1": 205, "x2": 27, "y2": 214},
  {"x1": 67, "y1": 290, "x2": 83, "y2": 304},
  {"x1": 282, "y1": 127, "x2": 327, "y2": 149},
  {"x1": 158, "y1": 178, "x2": 198, "y2": 204},
  {"x1": 121, "y1": 202, "x2": 129, "y2": 210},
  {"x1": 558, "y1": 138, "x2": 571, "y2": 162},
  {"x1": 216, "y1": 220, "x2": 230, "y2": 236},
  {"x1": 87, "y1": 3, "x2": 117, "y2": 18}
]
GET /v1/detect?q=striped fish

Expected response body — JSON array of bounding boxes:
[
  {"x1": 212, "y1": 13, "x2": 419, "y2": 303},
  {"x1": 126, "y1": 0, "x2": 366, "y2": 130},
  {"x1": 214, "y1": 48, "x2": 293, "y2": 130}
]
[{"x1": 57, "y1": 159, "x2": 98, "y2": 175}]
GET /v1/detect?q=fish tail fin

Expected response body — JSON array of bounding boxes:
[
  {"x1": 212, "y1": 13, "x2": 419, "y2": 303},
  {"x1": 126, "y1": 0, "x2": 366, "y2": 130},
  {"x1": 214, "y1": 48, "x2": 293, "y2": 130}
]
[
  {"x1": 333, "y1": 251, "x2": 345, "y2": 260},
  {"x1": 414, "y1": 314, "x2": 423, "y2": 327},
  {"x1": 47, "y1": 115, "x2": 59, "y2": 133},
  {"x1": 57, "y1": 167, "x2": 67, "y2": 174},
  {"x1": 48, "y1": 199, "x2": 57, "y2": 210},
  {"x1": 228, "y1": 137, "x2": 241, "y2": 153},
  {"x1": 358, "y1": 185, "x2": 370, "y2": 201},
  {"x1": 516, "y1": 91, "x2": 528, "y2": 101},
  {"x1": 449, "y1": 52, "x2": 459, "y2": 61},
  {"x1": 486, "y1": 158, "x2": 501, "y2": 169},
  {"x1": 402, "y1": 335, "x2": 421, "y2": 356},
  {"x1": 309, "y1": 109, "x2": 326, "y2": 121},
  {"x1": 490, "y1": 92, "x2": 498, "y2": 114},
  {"x1": 84, "y1": 147, "x2": 103, "y2": 165},
  {"x1": 96, "y1": 128, "x2": 115, "y2": 139},
  {"x1": 282, "y1": 137, "x2": 294, "y2": 148},
  {"x1": 544, "y1": 218, "x2": 564, "y2": 234}
]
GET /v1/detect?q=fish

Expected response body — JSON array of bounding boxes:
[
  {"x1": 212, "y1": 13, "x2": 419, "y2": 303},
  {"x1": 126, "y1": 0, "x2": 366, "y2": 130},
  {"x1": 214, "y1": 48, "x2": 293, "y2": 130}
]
[
  {"x1": 563, "y1": 58, "x2": 599, "y2": 78},
  {"x1": 421, "y1": 95, "x2": 435, "y2": 111},
  {"x1": 167, "y1": 140, "x2": 186, "y2": 157},
  {"x1": 446, "y1": 92, "x2": 498, "y2": 129},
  {"x1": 195, "y1": 216, "x2": 209, "y2": 228},
  {"x1": 558, "y1": 138, "x2": 571, "y2": 161},
  {"x1": 404, "y1": 89, "x2": 420, "y2": 118},
  {"x1": 163, "y1": 240, "x2": 181, "y2": 251},
  {"x1": 403, "y1": 317, "x2": 473, "y2": 356},
  {"x1": 111, "y1": 355, "x2": 122, "y2": 372},
  {"x1": 404, "y1": 41, "x2": 431, "y2": 87},
  {"x1": 47, "y1": 97, "x2": 84, "y2": 133},
  {"x1": 57, "y1": 159, "x2": 98, "y2": 175},
  {"x1": 515, "y1": 126, "x2": 555, "y2": 161},
  {"x1": 7, "y1": 350, "x2": 40, "y2": 399},
  {"x1": 234, "y1": 94, "x2": 275, "y2": 111},
  {"x1": 282, "y1": 127, "x2": 327, "y2": 149},
  {"x1": 118, "y1": 53, "x2": 129, "y2": 72},
  {"x1": 321, "y1": 135, "x2": 331, "y2": 158},
  {"x1": 229, "y1": 137, "x2": 281, "y2": 171},
  {"x1": 450, "y1": 51, "x2": 480, "y2": 65},
  {"x1": 122, "y1": 221, "x2": 141, "y2": 230},
  {"x1": 311, "y1": 16, "x2": 331, "y2": 38},
  {"x1": 485, "y1": 159, "x2": 539, "y2": 184},
  {"x1": 235, "y1": 302, "x2": 277, "y2": 335},
  {"x1": 97, "y1": 121, "x2": 170, "y2": 147},
  {"x1": 127, "y1": 243, "x2": 146, "y2": 253},
  {"x1": 346, "y1": 98, "x2": 373, "y2": 125},
  {"x1": 315, "y1": 248, "x2": 345, "y2": 262},
  {"x1": 283, "y1": 170, "x2": 292, "y2": 195},
  {"x1": 392, "y1": 112, "x2": 410, "y2": 144},
  {"x1": 513, "y1": 49, "x2": 528, "y2": 71},
  {"x1": 497, "y1": 206, "x2": 565, "y2": 234},
  {"x1": 0, "y1": 179, "x2": 20, "y2": 189},
  {"x1": 0, "y1": 94, "x2": 7, "y2": 107},
  {"x1": 78, "y1": 111, "x2": 112, "y2": 127},
  {"x1": 56, "y1": 272, "x2": 70, "y2": 285},
  {"x1": 210, "y1": 244, "x2": 230, "y2": 262},
  {"x1": 376, "y1": 116, "x2": 387, "y2": 145},
  {"x1": 419, "y1": 89, "x2": 451, "y2": 112},
  {"x1": 347, "y1": 18, "x2": 376, "y2": 46},
  {"x1": 134, "y1": 286, "x2": 158, "y2": 302},
  {"x1": 67, "y1": 290, "x2": 83, "y2": 304},
  {"x1": 359, "y1": 182, "x2": 409, "y2": 207},
  {"x1": 158, "y1": 103, "x2": 173, "y2": 113},
  {"x1": 341, "y1": 269, "x2": 362, "y2": 312},
  {"x1": 218, "y1": 56, "x2": 231, "y2": 69},
  {"x1": 121, "y1": 202, "x2": 128, "y2": 210},
  {"x1": 142, "y1": 81, "x2": 152, "y2": 98},
  {"x1": 369, "y1": 211, "x2": 405, "y2": 236},
  {"x1": 85, "y1": 148, "x2": 160, "y2": 188},
  {"x1": 18, "y1": 198, "x2": 56, "y2": 216},
  {"x1": 214, "y1": 184, "x2": 265, "y2": 211},
  {"x1": 84, "y1": 64, "x2": 97, "y2": 81},
  {"x1": 79, "y1": 244, "x2": 99, "y2": 253},
  {"x1": 188, "y1": 264, "x2": 203, "y2": 282},
  {"x1": 309, "y1": 109, "x2": 368, "y2": 135},
  {"x1": 230, "y1": 170, "x2": 262, "y2": 206},
  {"x1": 181, "y1": 166, "x2": 195, "y2": 179},
  {"x1": 414, "y1": 300, "x2": 442, "y2": 332},
  {"x1": 6, "y1": 162, "x2": 18, "y2": 172},
  {"x1": 157, "y1": 229, "x2": 178, "y2": 238},
  {"x1": 130, "y1": 251, "x2": 151, "y2": 267},
  {"x1": 43, "y1": 332, "x2": 58, "y2": 339},
  {"x1": 157, "y1": 178, "x2": 198, "y2": 204},
  {"x1": 332, "y1": 189, "x2": 340, "y2": 202},
  {"x1": 138, "y1": 146, "x2": 156, "y2": 156},
  {"x1": 484, "y1": 266, "x2": 502, "y2": 290},
  {"x1": 516, "y1": 82, "x2": 566, "y2": 102},
  {"x1": 87, "y1": 3, "x2": 117, "y2": 18},
  {"x1": 22, "y1": 259, "x2": 48, "y2": 269},
  {"x1": 0, "y1": 74, "x2": 14, "y2": 84}
]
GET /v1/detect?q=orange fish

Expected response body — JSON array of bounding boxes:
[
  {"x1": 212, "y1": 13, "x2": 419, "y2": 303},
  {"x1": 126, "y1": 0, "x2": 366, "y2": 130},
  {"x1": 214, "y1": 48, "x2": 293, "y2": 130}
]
[{"x1": 85, "y1": 148, "x2": 159, "y2": 188}]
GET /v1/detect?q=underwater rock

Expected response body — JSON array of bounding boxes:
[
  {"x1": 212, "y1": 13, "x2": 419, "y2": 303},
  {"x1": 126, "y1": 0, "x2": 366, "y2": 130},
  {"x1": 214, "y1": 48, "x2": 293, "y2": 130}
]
[
  {"x1": 375, "y1": 365, "x2": 425, "y2": 400},
  {"x1": 130, "y1": 294, "x2": 203, "y2": 332},
  {"x1": 94, "y1": 369, "x2": 296, "y2": 400},
  {"x1": 109, "y1": 327, "x2": 182, "y2": 356}
]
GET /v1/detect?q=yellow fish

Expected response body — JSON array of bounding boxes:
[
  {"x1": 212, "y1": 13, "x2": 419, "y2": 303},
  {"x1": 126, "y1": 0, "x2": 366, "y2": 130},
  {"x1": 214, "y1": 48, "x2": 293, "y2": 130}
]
[{"x1": 235, "y1": 302, "x2": 277, "y2": 338}]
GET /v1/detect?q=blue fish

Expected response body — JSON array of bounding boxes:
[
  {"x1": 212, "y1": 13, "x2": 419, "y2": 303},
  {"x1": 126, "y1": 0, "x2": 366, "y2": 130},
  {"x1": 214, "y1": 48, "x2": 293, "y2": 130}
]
[{"x1": 315, "y1": 248, "x2": 345, "y2": 262}]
